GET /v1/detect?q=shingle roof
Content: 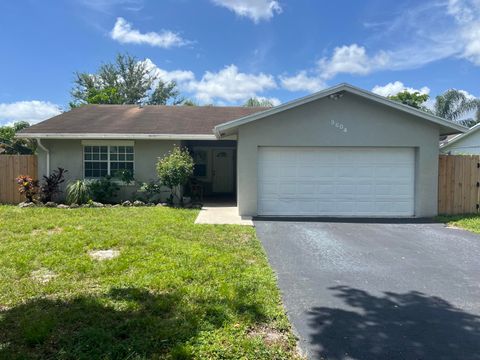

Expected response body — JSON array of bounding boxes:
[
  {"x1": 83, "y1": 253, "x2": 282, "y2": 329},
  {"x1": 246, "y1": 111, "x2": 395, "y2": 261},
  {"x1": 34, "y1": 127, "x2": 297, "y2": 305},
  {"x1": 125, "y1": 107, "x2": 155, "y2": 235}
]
[{"x1": 19, "y1": 104, "x2": 268, "y2": 137}]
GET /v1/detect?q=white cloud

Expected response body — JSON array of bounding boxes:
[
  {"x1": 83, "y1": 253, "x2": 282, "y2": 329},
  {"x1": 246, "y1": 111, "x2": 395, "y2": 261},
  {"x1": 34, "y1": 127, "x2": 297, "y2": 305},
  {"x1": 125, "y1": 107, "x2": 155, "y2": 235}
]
[
  {"x1": 211, "y1": 0, "x2": 282, "y2": 22},
  {"x1": 142, "y1": 59, "x2": 195, "y2": 84},
  {"x1": 142, "y1": 60, "x2": 278, "y2": 104},
  {"x1": 279, "y1": 71, "x2": 325, "y2": 92},
  {"x1": 110, "y1": 17, "x2": 188, "y2": 48},
  {"x1": 186, "y1": 65, "x2": 277, "y2": 103},
  {"x1": 372, "y1": 81, "x2": 430, "y2": 97},
  {"x1": 448, "y1": 0, "x2": 480, "y2": 65},
  {"x1": 318, "y1": 44, "x2": 390, "y2": 79},
  {"x1": 0, "y1": 101, "x2": 61, "y2": 126},
  {"x1": 281, "y1": 1, "x2": 480, "y2": 86}
]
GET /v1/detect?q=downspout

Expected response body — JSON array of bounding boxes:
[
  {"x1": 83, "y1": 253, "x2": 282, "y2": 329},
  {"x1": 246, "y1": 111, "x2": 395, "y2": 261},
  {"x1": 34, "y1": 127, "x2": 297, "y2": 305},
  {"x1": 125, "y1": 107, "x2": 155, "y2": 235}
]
[{"x1": 37, "y1": 138, "x2": 50, "y2": 175}]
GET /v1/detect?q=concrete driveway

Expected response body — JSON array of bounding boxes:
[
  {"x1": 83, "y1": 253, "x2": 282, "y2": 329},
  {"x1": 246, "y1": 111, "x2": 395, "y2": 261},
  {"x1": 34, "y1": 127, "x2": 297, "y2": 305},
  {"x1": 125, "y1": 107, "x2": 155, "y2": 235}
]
[{"x1": 255, "y1": 220, "x2": 480, "y2": 360}]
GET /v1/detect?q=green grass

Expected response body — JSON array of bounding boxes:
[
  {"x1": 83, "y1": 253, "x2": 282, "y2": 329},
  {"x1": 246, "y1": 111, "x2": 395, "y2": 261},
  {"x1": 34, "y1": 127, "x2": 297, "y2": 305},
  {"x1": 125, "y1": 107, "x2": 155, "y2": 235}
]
[
  {"x1": 0, "y1": 206, "x2": 300, "y2": 360},
  {"x1": 437, "y1": 214, "x2": 480, "y2": 234}
]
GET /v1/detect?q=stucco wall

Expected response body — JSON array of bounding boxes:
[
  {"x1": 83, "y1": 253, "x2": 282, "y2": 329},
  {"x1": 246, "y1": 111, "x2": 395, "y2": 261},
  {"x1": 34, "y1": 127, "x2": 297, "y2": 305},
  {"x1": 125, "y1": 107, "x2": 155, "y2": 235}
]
[
  {"x1": 441, "y1": 131, "x2": 480, "y2": 154},
  {"x1": 37, "y1": 139, "x2": 176, "y2": 201},
  {"x1": 236, "y1": 93, "x2": 440, "y2": 217}
]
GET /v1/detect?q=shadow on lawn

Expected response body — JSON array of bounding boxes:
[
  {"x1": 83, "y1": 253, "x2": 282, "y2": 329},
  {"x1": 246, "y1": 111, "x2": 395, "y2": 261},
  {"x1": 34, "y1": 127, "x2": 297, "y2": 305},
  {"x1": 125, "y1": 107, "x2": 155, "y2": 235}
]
[
  {"x1": 0, "y1": 287, "x2": 267, "y2": 359},
  {"x1": 308, "y1": 286, "x2": 480, "y2": 360}
]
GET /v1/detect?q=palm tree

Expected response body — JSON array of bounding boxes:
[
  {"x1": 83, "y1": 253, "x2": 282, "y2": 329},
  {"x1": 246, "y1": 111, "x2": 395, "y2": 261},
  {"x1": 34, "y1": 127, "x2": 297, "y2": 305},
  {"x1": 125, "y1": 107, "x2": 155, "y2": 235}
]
[{"x1": 434, "y1": 89, "x2": 480, "y2": 126}]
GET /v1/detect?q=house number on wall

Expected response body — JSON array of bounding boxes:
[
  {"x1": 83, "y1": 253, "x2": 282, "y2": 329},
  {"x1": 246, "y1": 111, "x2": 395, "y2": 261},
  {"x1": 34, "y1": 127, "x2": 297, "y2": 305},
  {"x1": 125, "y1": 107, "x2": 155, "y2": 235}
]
[{"x1": 330, "y1": 119, "x2": 348, "y2": 133}]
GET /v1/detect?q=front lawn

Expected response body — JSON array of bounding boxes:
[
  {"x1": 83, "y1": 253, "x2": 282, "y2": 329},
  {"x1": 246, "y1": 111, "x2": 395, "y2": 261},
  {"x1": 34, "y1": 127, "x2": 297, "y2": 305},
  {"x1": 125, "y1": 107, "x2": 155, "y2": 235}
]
[
  {"x1": 0, "y1": 206, "x2": 300, "y2": 359},
  {"x1": 437, "y1": 214, "x2": 480, "y2": 234}
]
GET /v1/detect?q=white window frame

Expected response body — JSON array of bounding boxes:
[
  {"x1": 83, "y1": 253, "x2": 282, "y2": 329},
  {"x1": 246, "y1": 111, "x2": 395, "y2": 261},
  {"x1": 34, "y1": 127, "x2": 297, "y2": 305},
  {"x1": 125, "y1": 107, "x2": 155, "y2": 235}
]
[{"x1": 82, "y1": 140, "x2": 135, "y2": 181}]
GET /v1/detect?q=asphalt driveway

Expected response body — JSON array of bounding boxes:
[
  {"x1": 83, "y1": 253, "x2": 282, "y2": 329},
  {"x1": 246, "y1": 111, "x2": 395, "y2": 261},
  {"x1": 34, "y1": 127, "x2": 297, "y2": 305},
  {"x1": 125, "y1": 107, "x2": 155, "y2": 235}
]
[{"x1": 255, "y1": 220, "x2": 480, "y2": 360}]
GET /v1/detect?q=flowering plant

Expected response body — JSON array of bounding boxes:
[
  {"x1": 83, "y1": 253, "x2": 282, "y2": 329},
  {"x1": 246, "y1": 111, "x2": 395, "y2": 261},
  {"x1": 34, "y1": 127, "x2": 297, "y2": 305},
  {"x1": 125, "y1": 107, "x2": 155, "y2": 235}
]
[{"x1": 16, "y1": 175, "x2": 39, "y2": 202}]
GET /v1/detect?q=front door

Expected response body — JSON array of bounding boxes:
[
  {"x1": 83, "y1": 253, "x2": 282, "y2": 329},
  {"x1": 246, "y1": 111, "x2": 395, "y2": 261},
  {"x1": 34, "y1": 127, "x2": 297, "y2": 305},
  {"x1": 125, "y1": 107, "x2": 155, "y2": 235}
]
[{"x1": 212, "y1": 149, "x2": 234, "y2": 193}]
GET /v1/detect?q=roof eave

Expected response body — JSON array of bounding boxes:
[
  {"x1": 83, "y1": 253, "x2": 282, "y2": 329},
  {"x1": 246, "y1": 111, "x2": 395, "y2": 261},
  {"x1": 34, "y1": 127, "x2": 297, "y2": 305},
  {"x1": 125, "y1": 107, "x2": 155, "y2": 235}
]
[{"x1": 16, "y1": 133, "x2": 218, "y2": 140}]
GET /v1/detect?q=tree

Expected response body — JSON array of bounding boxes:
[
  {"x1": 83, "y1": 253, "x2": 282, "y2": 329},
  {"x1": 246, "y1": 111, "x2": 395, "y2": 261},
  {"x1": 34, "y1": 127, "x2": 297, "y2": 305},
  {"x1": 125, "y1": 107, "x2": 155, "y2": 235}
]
[
  {"x1": 156, "y1": 146, "x2": 194, "y2": 205},
  {"x1": 182, "y1": 99, "x2": 198, "y2": 106},
  {"x1": 434, "y1": 89, "x2": 480, "y2": 126},
  {"x1": 388, "y1": 91, "x2": 430, "y2": 111},
  {"x1": 148, "y1": 80, "x2": 184, "y2": 105},
  {"x1": 0, "y1": 121, "x2": 36, "y2": 154},
  {"x1": 71, "y1": 53, "x2": 182, "y2": 107},
  {"x1": 244, "y1": 97, "x2": 275, "y2": 107}
]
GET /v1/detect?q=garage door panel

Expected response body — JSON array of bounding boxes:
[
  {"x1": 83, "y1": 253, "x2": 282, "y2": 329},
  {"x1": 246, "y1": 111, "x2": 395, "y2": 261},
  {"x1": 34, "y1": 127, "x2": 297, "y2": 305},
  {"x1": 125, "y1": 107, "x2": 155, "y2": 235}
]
[{"x1": 258, "y1": 147, "x2": 415, "y2": 217}]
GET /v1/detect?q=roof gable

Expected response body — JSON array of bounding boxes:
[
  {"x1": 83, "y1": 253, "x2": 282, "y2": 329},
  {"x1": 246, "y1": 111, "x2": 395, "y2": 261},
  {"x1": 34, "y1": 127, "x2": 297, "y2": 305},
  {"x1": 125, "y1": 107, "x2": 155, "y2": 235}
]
[
  {"x1": 214, "y1": 83, "x2": 467, "y2": 137},
  {"x1": 441, "y1": 122, "x2": 480, "y2": 149}
]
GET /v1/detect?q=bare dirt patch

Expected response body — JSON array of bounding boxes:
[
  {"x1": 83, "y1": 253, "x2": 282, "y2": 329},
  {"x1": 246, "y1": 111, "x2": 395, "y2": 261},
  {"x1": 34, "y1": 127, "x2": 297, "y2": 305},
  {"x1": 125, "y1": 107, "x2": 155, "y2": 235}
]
[
  {"x1": 31, "y1": 227, "x2": 63, "y2": 236},
  {"x1": 31, "y1": 268, "x2": 57, "y2": 284},
  {"x1": 89, "y1": 249, "x2": 120, "y2": 261},
  {"x1": 248, "y1": 324, "x2": 287, "y2": 346}
]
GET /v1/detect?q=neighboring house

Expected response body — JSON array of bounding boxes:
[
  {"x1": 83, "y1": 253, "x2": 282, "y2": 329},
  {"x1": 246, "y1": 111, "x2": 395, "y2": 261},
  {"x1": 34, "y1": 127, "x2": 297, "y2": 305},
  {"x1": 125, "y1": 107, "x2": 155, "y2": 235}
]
[
  {"x1": 17, "y1": 83, "x2": 466, "y2": 218},
  {"x1": 440, "y1": 122, "x2": 480, "y2": 154}
]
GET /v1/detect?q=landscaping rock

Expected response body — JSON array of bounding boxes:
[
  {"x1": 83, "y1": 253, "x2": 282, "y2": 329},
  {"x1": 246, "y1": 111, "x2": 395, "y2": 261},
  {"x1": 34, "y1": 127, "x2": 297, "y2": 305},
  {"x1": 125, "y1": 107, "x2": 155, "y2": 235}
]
[
  {"x1": 45, "y1": 201, "x2": 58, "y2": 208},
  {"x1": 112, "y1": 204, "x2": 121, "y2": 208},
  {"x1": 133, "y1": 200, "x2": 145, "y2": 207},
  {"x1": 146, "y1": 202, "x2": 155, "y2": 207},
  {"x1": 69, "y1": 203, "x2": 80, "y2": 208},
  {"x1": 91, "y1": 201, "x2": 104, "y2": 208},
  {"x1": 18, "y1": 201, "x2": 35, "y2": 208},
  {"x1": 122, "y1": 200, "x2": 132, "y2": 207},
  {"x1": 89, "y1": 249, "x2": 120, "y2": 261},
  {"x1": 57, "y1": 204, "x2": 69, "y2": 209}
]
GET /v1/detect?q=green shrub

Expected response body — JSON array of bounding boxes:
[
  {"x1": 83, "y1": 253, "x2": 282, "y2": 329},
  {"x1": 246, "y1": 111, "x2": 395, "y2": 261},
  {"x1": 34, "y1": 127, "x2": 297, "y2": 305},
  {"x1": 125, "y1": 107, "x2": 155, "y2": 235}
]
[
  {"x1": 113, "y1": 169, "x2": 134, "y2": 185},
  {"x1": 89, "y1": 176, "x2": 119, "y2": 203},
  {"x1": 137, "y1": 180, "x2": 163, "y2": 203},
  {"x1": 156, "y1": 146, "x2": 194, "y2": 204},
  {"x1": 66, "y1": 180, "x2": 91, "y2": 205}
]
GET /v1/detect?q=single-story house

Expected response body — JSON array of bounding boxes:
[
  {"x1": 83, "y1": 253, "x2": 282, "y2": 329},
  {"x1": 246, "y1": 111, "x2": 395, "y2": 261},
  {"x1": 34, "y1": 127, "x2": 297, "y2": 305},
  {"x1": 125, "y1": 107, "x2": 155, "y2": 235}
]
[
  {"x1": 18, "y1": 83, "x2": 466, "y2": 217},
  {"x1": 440, "y1": 122, "x2": 480, "y2": 154}
]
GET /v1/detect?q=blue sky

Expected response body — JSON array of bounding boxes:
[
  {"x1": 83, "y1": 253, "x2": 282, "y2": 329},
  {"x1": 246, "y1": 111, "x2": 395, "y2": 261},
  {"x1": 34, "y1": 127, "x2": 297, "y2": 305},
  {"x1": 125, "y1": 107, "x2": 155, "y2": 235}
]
[{"x1": 0, "y1": 0, "x2": 479, "y2": 125}]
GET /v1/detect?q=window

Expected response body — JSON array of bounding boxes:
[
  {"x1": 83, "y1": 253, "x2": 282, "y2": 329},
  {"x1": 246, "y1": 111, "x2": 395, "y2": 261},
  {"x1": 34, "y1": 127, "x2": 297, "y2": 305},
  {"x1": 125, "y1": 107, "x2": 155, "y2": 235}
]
[
  {"x1": 193, "y1": 150, "x2": 208, "y2": 177},
  {"x1": 84, "y1": 145, "x2": 134, "y2": 178}
]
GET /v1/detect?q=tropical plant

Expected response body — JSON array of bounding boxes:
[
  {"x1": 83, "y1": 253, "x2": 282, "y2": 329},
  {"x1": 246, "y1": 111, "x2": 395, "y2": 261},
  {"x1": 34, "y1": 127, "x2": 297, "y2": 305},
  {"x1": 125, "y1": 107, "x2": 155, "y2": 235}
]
[
  {"x1": 70, "y1": 53, "x2": 182, "y2": 107},
  {"x1": 434, "y1": 89, "x2": 480, "y2": 126},
  {"x1": 16, "y1": 175, "x2": 39, "y2": 202},
  {"x1": 66, "y1": 180, "x2": 91, "y2": 205},
  {"x1": 114, "y1": 169, "x2": 135, "y2": 185},
  {"x1": 244, "y1": 97, "x2": 275, "y2": 107},
  {"x1": 156, "y1": 146, "x2": 194, "y2": 204},
  {"x1": 0, "y1": 121, "x2": 37, "y2": 155},
  {"x1": 89, "y1": 176, "x2": 120, "y2": 203},
  {"x1": 388, "y1": 91, "x2": 430, "y2": 111},
  {"x1": 40, "y1": 167, "x2": 68, "y2": 203}
]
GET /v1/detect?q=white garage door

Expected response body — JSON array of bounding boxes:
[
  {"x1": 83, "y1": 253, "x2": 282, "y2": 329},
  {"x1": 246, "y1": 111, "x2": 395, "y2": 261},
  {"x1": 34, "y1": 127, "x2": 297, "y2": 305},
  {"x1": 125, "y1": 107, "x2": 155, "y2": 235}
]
[{"x1": 257, "y1": 147, "x2": 415, "y2": 217}]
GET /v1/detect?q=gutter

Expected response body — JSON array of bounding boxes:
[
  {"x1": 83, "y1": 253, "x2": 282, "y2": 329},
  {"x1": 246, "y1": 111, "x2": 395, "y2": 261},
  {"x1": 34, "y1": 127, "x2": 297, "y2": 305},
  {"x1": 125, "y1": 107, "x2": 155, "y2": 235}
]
[{"x1": 36, "y1": 138, "x2": 50, "y2": 175}]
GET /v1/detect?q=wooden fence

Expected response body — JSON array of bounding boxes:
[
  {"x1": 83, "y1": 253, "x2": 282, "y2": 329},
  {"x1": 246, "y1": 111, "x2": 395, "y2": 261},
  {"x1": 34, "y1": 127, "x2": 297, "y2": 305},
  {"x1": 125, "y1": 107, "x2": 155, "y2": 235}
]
[
  {"x1": 438, "y1": 155, "x2": 480, "y2": 215},
  {"x1": 0, "y1": 155, "x2": 38, "y2": 204}
]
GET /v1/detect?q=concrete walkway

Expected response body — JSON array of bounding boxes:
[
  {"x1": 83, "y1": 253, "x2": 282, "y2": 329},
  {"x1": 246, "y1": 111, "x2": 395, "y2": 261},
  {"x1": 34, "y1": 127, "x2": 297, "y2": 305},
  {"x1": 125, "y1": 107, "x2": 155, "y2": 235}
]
[{"x1": 194, "y1": 202, "x2": 253, "y2": 226}]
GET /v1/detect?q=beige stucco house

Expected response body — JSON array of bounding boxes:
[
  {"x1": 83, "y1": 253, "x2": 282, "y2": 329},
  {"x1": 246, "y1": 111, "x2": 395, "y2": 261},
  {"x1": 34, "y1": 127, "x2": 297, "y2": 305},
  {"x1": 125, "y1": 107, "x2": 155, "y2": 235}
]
[{"x1": 18, "y1": 83, "x2": 466, "y2": 218}]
